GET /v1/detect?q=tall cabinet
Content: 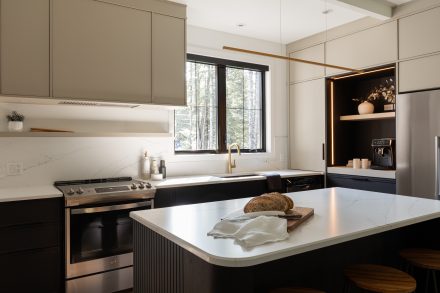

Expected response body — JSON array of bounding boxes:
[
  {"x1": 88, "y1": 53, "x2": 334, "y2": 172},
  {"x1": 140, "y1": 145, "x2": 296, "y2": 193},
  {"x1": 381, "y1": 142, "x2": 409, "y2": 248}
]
[
  {"x1": 289, "y1": 43, "x2": 326, "y2": 172},
  {"x1": 0, "y1": 0, "x2": 50, "y2": 97},
  {"x1": 289, "y1": 79, "x2": 326, "y2": 172}
]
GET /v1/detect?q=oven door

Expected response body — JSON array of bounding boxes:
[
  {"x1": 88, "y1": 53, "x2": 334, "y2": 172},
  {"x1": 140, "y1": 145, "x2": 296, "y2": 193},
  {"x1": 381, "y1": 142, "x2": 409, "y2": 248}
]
[{"x1": 66, "y1": 200, "x2": 152, "y2": 279}]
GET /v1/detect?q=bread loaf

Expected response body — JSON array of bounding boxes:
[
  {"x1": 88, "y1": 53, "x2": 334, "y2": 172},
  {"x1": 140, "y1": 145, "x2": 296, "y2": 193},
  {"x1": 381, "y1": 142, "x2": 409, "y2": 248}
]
[{"x1": 243, "y1": 192, "x2": 294, "y2": 213}]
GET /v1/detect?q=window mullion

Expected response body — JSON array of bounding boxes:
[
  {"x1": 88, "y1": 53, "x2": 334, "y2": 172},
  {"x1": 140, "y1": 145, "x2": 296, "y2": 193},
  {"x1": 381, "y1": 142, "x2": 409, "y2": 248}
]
[{"x1": 218, "y1": 65, "x2": 227, "y2": 153}]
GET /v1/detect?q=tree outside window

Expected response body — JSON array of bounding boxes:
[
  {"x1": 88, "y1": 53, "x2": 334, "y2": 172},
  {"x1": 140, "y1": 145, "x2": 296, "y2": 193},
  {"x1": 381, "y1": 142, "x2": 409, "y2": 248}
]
[{"x1": 175, "y1": 55, "x2": 267, "y2": 153}]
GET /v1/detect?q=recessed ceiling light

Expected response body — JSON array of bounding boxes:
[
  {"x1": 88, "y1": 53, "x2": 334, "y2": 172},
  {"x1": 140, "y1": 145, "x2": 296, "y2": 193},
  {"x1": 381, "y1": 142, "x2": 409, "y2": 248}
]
[
  {"x1": 237, "y1": 23, "x2": 246, "y2": 28},
  {"x1": 322, "y1": 9, "x2": 333, "y2": 14}
]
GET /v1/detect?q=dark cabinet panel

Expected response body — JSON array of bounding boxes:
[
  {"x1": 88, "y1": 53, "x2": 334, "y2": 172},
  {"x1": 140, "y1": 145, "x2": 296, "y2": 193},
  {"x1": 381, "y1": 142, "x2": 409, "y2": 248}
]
[
  {"x1": 155, "y1": 180, "x2": 268, "y2": 208},
  {"x1": 0, "y1": 247, "x2": 60, "y2": 293},
  {"x1": 0, "y1": 198, "x2": 61, "y2": 227},
  {"x1": 0, "y1": 222, "x2": 60, "y2": 254},
  {"x1": 155, "y1": 176, "x2": 325, "y2": 208},
  {"x1": 0, "y1": 198, "x2": 63, "y2": 293},
  {"x1": 327, "y1": 173, "x2": 396, "y2": 194}
]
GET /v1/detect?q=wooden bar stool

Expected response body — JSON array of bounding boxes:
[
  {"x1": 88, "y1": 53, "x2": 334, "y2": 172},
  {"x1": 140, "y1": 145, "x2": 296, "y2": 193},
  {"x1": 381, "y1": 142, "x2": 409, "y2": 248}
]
[
  {"x1": 270, "y1": 288, "x2": 325, "y2": 293},
  {"x1": 400, "y1": 248, "x2": 440, "y2": 293},
  {"x1": 344, "y1": 264, "x2": 416, "y2": 293}
]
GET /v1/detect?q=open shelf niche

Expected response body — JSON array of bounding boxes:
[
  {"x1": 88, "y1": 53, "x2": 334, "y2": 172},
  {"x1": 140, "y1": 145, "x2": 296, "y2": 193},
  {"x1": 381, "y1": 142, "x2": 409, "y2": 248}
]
[{"x1": 327, "y1": 65, "x2": 396, "y2": 168}]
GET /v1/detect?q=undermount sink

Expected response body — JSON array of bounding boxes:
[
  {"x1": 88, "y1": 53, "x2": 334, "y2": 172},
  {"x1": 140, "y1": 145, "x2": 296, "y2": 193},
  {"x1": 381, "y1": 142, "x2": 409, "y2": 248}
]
[{"x1": 217, "y1": 173, "x2": 261, "y2": 179}]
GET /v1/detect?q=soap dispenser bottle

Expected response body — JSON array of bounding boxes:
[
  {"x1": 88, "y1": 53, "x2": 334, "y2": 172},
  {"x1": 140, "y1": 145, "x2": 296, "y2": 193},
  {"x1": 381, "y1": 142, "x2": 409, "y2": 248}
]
[{"x1": 142, "y1": 151, "x2": 151, "y2": 180}]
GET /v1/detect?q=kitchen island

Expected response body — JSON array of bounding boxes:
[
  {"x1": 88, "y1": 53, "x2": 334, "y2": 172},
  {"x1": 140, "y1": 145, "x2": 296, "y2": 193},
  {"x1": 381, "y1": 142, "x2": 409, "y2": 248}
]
[{"x1": 130, "y1": 188, "x2": 440, "y2": 292}]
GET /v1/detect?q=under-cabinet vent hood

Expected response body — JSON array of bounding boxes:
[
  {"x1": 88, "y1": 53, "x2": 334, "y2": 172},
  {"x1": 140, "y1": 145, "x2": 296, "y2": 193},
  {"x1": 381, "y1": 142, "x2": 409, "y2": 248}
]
[
  {"x1": 0, "y1": 95, "x2": 184, "y2": 110},
  {"x1": 57, "y1": 101, "x2": 139, "y2": 108}
]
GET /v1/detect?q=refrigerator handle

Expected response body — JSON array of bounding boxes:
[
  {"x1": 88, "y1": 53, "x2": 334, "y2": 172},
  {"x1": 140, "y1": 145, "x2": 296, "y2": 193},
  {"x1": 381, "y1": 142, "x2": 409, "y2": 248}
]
[{"x1": 436, "y1": 136, "x2": 440, "y2": 199}]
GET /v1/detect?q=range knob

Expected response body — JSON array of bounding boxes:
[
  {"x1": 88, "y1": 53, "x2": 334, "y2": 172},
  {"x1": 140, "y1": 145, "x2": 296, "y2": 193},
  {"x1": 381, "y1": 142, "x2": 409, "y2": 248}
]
[
  {"x1": 76, "y1": 187, "x2": 84, "y2": 195},
  {"x1": 145, "y1": 182, "x2": 152, "y2": 189},
  {"x1": 131, "y1": 183, "x2": 138, "y2": 190},
  {"x1": 67, "y1": 188, "x2": 75, "y2": 195},
  {"x1": 138, "y1": 183, "x2": 145, "y2": 189}
]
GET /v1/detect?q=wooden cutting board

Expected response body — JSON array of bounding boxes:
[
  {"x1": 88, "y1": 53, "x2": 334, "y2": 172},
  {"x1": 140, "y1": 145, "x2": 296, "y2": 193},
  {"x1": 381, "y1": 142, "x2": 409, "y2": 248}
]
[{"x1": 287, "y1": 207, "x2": 314, "y2": 232}]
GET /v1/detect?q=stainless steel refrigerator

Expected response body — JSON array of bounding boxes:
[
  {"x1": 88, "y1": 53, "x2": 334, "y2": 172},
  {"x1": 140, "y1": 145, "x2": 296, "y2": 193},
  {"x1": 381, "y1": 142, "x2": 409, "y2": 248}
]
[{"x1": 397, "y1": 89, "x2": 440, "y2": 199}]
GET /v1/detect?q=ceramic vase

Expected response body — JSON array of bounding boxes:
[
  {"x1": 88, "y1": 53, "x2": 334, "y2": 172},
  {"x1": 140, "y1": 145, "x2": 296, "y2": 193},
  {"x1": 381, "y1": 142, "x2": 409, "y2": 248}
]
[
  {"x1": 8, "y1": 121, "x2": 23, "y2": 132},
  {"x1": 358, "y1": 101, "x2": 374, "y2": 115}
]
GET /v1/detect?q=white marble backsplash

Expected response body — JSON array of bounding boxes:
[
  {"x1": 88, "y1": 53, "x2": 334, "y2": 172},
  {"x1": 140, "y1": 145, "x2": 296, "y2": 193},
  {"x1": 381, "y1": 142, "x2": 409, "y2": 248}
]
[
  {"x1": 0, "y1": 136, "x2": 288, "y2": 188},
  {"x1": 0, "y1": 137, "x2": 173, "y2": 188}
]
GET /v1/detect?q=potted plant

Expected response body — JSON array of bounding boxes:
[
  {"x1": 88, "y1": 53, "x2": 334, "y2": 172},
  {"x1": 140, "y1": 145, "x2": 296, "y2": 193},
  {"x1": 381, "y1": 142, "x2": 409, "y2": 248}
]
[
  {"x1": 352, "y1": 78, "x2": 396, "y2": 114},
  {"x1": 6, "y1": 111, "x2": 24, "y2": 132}
]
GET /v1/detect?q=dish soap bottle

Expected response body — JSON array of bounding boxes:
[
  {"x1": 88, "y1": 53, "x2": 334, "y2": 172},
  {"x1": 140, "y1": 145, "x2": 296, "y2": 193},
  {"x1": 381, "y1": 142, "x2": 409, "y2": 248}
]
[{"x1": 142, "y1": 151, "x2": 151, "y2": 180}]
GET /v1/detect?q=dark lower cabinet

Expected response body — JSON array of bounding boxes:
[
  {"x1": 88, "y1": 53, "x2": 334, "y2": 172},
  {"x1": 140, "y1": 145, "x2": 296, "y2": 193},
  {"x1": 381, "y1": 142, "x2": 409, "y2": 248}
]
[
  {"x1": 0, "y1": 198, "x2": 62, "y2": 293},
  {"x1": 0, "y1": 247, "x2": 60, "y2": 293},
  {"x1": 155, "y1": 180, "x2": 268, "y2": 208},
  {"x1": 155, "y1": 176, "x2": 325, "y2": 208},
  {"x1": 327, "y1": 173, "x2": 396, "y2": 194}
]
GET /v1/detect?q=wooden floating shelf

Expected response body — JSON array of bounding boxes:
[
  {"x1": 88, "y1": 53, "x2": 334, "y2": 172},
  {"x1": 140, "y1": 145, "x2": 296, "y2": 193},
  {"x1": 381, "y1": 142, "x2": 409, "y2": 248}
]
[
  {"x1": 0, "y1": 132, "x2": 173, "y2": 138},
  {"x1": 340, "y1": 112, "x2": 395, "y2": 121}
]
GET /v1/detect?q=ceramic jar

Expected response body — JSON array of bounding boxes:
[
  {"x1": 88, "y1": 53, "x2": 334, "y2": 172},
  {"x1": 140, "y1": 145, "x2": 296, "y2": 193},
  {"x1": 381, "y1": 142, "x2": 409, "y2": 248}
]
[{"x1": 358, "y1": 101, "x2": 374, "y2": 115}]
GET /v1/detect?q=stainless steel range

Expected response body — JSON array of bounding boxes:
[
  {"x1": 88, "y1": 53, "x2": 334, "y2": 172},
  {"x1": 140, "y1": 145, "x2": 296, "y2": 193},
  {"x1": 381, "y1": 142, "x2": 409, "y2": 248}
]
[{"x1": 55, "y1": 177, "x2": 155, "y2": 293}]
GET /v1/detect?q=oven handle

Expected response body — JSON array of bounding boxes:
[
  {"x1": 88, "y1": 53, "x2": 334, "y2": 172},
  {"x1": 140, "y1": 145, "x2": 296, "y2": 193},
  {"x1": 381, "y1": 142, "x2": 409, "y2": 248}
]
[{"x1": 71, "y1": 201, "x2": 152, "y2": 215}]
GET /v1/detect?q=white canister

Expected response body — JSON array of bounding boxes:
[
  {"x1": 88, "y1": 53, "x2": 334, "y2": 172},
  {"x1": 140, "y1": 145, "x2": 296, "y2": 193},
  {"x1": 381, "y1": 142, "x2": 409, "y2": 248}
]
[{"x1": 353, "y1": 158, "x2": 361, "y2": 169}]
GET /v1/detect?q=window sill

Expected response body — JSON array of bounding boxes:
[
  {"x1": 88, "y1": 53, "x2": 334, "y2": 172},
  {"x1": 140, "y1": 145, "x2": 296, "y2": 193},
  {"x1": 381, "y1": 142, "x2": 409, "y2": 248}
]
[{"x1": 168, "y1": 151, "x2": 273, "y2": 162}]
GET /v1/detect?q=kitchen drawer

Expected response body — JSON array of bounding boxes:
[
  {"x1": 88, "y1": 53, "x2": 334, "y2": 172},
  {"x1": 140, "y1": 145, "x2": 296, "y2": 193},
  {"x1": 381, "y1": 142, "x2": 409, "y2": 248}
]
[
  {"x1": 327, "y1": 173, "x2": 396, "y2": 194},
  {"x1": 0, "y1": 246, "x2": 61, "y2": 293},
  {"x1": 0, "y1": 222, "x2": 60, "y2": 254},
  {"x1": 0, "y1": 198, "x2": 61, "y2": 228}
]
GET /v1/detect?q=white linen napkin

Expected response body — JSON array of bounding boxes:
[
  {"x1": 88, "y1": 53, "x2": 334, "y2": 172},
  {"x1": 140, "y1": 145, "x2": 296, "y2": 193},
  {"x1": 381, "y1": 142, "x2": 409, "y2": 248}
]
[{"x1": 207, "y1": 215, "x2": 289, "y2": 247}]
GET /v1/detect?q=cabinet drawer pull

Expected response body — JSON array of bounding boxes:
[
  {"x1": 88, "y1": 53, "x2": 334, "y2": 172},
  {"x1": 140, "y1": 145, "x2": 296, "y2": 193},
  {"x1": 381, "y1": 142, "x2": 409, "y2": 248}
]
[{"x1": 350, "y1": 178, "x2": 370, "y2": 182}]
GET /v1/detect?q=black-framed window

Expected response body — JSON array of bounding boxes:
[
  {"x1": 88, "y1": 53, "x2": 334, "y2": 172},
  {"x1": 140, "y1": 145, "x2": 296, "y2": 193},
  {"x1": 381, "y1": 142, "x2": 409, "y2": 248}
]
[{"x1": 174, "y1": 54, "x2": 268, "y2": 154}]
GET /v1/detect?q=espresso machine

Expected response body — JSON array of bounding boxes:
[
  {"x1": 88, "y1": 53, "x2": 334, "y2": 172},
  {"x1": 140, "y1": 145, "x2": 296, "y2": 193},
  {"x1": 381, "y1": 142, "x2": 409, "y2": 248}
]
[{"x1": 371, "y1": 138, "x2": 396, "y2": 170}]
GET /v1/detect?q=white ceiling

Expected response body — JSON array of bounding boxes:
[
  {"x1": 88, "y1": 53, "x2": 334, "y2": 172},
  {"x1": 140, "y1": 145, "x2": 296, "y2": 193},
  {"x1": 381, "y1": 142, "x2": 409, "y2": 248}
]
[{"x1": 172, "y1": 0, "x2": 412, "y2": 44}]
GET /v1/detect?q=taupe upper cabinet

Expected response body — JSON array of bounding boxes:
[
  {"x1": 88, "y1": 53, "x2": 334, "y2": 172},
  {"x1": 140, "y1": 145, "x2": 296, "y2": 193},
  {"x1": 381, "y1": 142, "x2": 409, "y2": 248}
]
[
  {"x1": 289, "y1": 44, "x2": 325, "y2": 83},
  {"x1": 399, "y1": 7, "x2": 440, "y2": 59},
  {"x1": 52, "y1": 0, "x2": 151, "y2": 103},
  {"x1": 326, "y1": 21, "x2": 397, "y2": 76},
  {"x1": 152, "y1": 14, "x2": 186, "y2": 105},
  {"x1": 0, "y1": 0, "x2": 50, "y2": 97},
  {"x1": 399, "y1": 53, "x2": 440, "y2": 92}
]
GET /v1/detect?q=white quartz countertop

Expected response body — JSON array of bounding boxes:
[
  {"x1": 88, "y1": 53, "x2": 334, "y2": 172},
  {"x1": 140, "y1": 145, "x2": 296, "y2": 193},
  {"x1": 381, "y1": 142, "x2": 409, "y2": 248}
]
[
  {"x1": 147, "y1": 169, "x2": 323, "y2": 189},
  {"x1": 131, "y1": 187, "x2": 440, "y2": 267},
  {"x1": 328, "y1": 166, "x2": 396, "y2": 179},
  {"x1": 0, "y1": 185, "x2": 63, "y2": 203}
]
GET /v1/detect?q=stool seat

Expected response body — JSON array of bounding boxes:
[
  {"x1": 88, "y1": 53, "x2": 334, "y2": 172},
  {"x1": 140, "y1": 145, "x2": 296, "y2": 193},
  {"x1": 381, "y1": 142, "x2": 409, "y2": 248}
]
[
  {"x1": 344, "y1": 264, "x2": 416, "y2": 293},
  {"x1": 270, "y1": 288, "x2": 325, "y2": 293},
  {"x1": 400, "y1": 248, "x2": 440, "y2": 270}
]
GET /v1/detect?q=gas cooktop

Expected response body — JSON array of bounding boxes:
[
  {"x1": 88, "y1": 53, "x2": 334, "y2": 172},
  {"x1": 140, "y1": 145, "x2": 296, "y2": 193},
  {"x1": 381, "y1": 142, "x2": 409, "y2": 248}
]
[{"x1": 55, "y1": 177, "x2": 155, "y2": 207}]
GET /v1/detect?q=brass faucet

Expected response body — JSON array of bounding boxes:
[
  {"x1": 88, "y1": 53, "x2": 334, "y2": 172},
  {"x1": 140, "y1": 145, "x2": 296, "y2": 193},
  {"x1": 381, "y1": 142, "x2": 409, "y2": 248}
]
[{"x1": 227, "y1": 143, "x2": 241, "y2": 173}]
